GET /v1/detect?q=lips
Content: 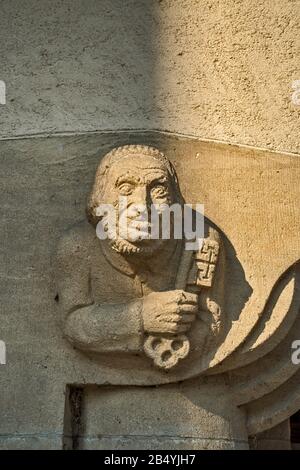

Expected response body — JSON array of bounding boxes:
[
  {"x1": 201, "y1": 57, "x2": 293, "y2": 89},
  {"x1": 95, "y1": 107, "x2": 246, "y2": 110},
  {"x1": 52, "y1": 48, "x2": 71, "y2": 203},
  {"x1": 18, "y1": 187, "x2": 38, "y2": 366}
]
[{"x1": 124, "y1": 221, "x2": 152, "y2": 242}]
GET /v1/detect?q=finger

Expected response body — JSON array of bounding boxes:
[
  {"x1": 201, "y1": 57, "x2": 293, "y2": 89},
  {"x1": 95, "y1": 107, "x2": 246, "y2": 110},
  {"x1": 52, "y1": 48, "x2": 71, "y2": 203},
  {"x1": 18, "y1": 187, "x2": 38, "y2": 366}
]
[
  {"x1": 178, "y1": 313, "x2": 196, "y2": 324},
  {"x1": 168, "y1": 311, "x2": 196, "y2": 323},
  {"x1": 176, "y1": 324, "x2": 191, "y2": 333},
  {"x1": 158, "y1": 312, "x2": 181, "y2": 323},
  {"x1": 177, "y1": 291, "x2": 198, "y2": 305},
  {"x1": 163, "y1": 323, "x2": 180, "y2": 334},
  {"x1": 177, "y1": 304, "x2": 198, "y2": 315},
  {"x1": 167, "y1": 321, "x2": 190, "y2": 333}
]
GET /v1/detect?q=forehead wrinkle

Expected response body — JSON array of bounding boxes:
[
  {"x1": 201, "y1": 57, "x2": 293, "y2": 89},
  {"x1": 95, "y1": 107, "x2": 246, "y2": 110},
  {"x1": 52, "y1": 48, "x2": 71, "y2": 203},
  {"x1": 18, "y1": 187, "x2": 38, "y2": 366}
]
[
  {"x1": 108, "y1": 153, "x2": 167, "y2": 166},
  {"x1": 115, "y1": 172, "x2": 141, "y2": 186},
  {"x1": 140, "y1": 167, "x2": 168, "y2": 179},
  {"x1": 107, "y1": 155, "x2": 168, "y2": 172},
  {"x1": 109, "y1": 165, "x2": 168, "y2": 182},
  {"x1": 144, "y1": 174, "x2": 168, "y2": 185},
  {"x1": 115, "y1": 172, "x2": 169, "y2": 188}
]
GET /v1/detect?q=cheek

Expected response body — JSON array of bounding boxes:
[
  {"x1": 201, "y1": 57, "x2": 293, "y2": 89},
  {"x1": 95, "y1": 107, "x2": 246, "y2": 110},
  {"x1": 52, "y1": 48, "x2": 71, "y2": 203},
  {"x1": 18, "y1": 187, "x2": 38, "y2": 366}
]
[
  {"x1": 113, "y1": 194, "x2": 134, "y2": 210},
  {"x1": 151, "y1": 195, "x2": 172, "y2": 206},
  {"x1": 101, "y1": 187, "x2": 118, "y2": 205}
]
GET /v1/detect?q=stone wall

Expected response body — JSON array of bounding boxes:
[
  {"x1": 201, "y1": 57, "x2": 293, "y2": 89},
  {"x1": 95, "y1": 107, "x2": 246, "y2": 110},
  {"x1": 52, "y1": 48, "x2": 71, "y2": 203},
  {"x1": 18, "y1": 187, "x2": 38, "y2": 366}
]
[
  {"x1": 0, "y1": 0, "x2": 299, "y2": 450},
  {"x1": 0, "y1": 0, "x2": 299, "y2": 153}
]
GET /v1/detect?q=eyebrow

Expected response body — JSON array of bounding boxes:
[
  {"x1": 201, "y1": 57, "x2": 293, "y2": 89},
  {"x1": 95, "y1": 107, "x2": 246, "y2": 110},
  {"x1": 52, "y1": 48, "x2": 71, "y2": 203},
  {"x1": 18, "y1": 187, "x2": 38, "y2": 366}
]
[
  {"x1": 146, "y1": 175, "x2": 169, "y2": 185},
  {"x1": 115, "y1": 174, "x2": 140, "y2": 186},
  {"x1": 115, "y1": 172, "x2": 169, "y2": 187}
]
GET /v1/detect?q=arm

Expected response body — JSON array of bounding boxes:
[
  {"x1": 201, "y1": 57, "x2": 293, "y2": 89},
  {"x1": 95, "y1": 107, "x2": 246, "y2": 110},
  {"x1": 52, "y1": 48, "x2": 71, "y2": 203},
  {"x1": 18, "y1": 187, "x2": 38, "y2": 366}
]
[
  {"x1": 55, "y1": 229, "x2": 144, "y2": 354},
  {"x1": 55, "y1": 227, "x2": 197, "y2": 355},
  {"x1": 63, "y1": 302, "x2": 144, "y2": 354}
]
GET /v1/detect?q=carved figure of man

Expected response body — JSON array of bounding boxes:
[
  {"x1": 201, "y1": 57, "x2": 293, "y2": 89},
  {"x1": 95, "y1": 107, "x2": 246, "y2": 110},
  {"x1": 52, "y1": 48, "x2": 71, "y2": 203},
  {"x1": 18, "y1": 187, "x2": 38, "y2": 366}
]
[{"x1": 56, "y1": 145, "x2": 225, "y2": 371}]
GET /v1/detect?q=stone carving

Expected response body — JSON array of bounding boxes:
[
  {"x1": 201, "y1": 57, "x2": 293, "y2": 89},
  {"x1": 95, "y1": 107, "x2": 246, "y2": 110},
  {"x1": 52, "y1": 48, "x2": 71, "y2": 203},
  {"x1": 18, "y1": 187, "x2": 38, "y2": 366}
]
[
  {"x1": 195, "y1": 239, "x2": 220, "y2": 287},
  {"x1": 143, "y1": 334, "x2": 190, "y2": 370},
  {"x1": 144, "y1": 238, "x2": 221, "y2": 369},
  {"x1": 55, "y1": 140, "x2": 300, "y2": 448},
  {"x1": 56, "y1": 145, "x2": 225, "y2": 372}
]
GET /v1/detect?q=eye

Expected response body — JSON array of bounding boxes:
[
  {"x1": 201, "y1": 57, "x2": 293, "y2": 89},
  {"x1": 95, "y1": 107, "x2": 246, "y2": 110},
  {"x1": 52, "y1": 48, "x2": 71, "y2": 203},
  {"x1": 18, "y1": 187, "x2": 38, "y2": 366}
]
[
  {"x1": 151, "y1": 185, "x2": 169, "y2": 199},
  {"x1": 118, "y1": 183, "x2": 134, "y2": 196}
]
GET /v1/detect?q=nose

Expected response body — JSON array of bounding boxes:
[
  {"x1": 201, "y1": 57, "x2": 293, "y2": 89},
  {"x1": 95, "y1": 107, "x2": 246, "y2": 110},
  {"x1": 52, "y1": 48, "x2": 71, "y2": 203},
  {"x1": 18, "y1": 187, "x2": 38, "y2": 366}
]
[
  {"x1": 133, "y1": 185, "x2": 148, "y2": 206},
  {"x1": 128, "y1": 185, "x2": 151, "y2": 218}
]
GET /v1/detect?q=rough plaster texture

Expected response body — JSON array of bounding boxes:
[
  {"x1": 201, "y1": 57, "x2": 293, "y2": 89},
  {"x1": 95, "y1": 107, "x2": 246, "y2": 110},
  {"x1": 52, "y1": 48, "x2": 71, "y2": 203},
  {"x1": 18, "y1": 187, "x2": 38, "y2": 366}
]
[
  {"x1": 75, "y1": 384, "x2": 248, "y2": 450},
  {"x1": 0, "y1": 0, "x2": 299, "y2": 154},
  {"x1": 0, "y1": 0, "x2": 299, "y2": 450},
  {"x1": 249, "y1": 419, "x2": 291, "y2": 450}
]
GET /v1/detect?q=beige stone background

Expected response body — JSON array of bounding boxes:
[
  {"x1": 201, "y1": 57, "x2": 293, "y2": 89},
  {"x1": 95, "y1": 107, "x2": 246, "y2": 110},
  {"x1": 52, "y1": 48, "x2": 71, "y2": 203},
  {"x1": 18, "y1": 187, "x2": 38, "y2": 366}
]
[
  {"x1": 0, "y1": 0, "x2": 299, "y2": 153},
  {"x1": 0, "y1": 0, "x2": 299, "y2": 449}
]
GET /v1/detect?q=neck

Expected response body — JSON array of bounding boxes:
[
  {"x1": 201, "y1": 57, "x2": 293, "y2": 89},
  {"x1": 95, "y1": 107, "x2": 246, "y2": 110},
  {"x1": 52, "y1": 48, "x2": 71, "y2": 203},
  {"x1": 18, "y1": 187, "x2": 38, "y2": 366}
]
[{"x1": 100, "y1": 237, "x2": 181, "y2": 277}]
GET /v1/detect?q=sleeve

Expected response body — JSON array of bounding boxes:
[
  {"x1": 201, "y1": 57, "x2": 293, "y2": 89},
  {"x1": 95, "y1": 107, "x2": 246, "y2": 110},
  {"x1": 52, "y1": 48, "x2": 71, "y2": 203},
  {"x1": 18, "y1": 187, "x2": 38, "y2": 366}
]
[{"x1": 55, "y1": 228, "x2": 144, "y2": 354}]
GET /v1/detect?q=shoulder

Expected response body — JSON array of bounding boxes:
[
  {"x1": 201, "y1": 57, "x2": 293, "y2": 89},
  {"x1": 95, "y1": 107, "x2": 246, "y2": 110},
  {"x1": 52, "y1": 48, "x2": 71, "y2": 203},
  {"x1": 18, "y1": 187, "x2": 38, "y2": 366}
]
[{"x1": 56, "y1": 220, "x2": 97, "y2": 264}]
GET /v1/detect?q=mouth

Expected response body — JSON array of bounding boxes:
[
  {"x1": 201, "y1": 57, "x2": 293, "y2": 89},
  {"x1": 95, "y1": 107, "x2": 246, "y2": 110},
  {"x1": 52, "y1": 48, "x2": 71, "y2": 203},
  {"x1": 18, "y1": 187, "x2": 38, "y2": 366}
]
[{"x1": 118, "y1": 219, "x2": 152, "y2": 242}]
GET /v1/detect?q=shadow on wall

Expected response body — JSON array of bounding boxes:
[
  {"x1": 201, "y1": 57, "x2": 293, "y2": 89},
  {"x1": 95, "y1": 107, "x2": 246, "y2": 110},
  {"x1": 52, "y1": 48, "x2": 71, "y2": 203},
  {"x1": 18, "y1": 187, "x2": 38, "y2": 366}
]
[{"x1": 206, "y1": 217, "x2": 253, "y2": 328}]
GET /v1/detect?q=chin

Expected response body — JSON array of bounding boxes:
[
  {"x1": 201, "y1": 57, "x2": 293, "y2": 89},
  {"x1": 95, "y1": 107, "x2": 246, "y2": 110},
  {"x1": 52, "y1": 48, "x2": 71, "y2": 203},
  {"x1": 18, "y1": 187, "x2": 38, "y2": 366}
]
[{"x1": 110, "y1": 237, "x2": 165, "y2": 256}]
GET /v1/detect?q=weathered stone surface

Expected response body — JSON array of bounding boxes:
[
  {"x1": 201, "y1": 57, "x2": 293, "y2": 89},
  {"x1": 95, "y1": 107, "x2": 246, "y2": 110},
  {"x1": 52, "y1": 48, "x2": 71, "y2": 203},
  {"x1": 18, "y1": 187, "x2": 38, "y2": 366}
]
[
  {"x1": 1, "y1": 0, "x2": 299, "y2": 451},
  {"x1": 0, "y1": 132, "x2": 299, "y2": 448},
  {"x1": 56, "y1": 144, "x2": 226, "y2": 378},
  {"x1": 250, "y1": 420, "x2": 291, "y2": 450},
  {"x1": 0, "y1": 0, "x2": 299, "y2": 154},
  {"x1": 74, "y1": 382, "x2": 248, "y2": 450}
]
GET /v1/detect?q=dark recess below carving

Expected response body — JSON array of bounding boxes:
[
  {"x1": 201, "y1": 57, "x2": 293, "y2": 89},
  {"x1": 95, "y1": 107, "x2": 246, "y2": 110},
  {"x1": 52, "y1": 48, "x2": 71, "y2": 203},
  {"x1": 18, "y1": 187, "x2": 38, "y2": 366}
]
[{"x1": 63, "y1": 386, "x2": 84, "y2": 450}]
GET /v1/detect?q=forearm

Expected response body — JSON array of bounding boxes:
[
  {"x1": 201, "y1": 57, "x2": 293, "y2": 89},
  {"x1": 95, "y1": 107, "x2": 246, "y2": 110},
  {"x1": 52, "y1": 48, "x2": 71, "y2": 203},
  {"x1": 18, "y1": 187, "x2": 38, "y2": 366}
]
[{"x1": 63, "y1": 299, "x2": 144, "y2": 353}]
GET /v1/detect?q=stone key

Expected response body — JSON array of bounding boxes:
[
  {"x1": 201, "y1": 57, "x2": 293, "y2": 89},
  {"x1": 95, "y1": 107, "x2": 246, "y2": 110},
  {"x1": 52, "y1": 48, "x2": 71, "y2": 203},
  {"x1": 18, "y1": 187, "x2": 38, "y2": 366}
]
[{"x1": 143, "y1": 247, "x2": 196, "y2": 370}]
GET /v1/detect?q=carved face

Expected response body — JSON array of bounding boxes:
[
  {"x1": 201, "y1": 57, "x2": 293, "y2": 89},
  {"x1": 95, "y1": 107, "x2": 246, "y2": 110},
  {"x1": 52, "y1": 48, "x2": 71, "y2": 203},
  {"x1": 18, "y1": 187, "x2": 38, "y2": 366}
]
[{"x1": 101, "y1": 154, "x2": 178, "y2": 255}]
